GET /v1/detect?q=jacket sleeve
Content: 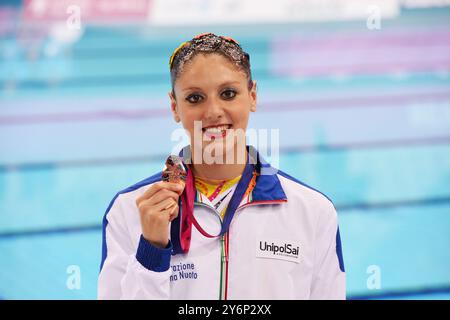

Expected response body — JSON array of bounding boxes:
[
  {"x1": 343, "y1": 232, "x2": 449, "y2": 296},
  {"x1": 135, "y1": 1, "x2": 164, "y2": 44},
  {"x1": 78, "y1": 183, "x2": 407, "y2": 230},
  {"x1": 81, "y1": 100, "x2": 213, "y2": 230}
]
[
  {"x1": 310, "y1": 200, "x2": 346, "y2": 300},
  {"x1": 97, "y1": 193, "x2": 172, "y2": 300}
]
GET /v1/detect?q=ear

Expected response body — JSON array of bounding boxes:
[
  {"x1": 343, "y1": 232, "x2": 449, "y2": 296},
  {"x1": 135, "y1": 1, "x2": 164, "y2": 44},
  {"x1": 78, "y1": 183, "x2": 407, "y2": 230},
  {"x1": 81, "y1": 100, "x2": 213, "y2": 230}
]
[
  {"x1": 249, "y1": 80, "x2": 257, "y2": 112},
  {"x1": 169, "y1": 91, "x2": 181, "y2": 123}
]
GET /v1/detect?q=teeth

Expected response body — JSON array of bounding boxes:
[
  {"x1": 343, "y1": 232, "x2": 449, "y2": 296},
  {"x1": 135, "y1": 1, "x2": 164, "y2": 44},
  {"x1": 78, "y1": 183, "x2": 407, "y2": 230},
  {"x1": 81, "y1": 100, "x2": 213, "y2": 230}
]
[{"x1": 204, "y1": 125, "x2": 230, "y2": 133}]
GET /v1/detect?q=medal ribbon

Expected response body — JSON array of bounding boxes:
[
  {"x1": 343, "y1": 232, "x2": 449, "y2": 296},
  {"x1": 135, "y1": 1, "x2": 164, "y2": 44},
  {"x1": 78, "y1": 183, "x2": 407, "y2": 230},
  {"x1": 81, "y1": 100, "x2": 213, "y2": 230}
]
[{"x1": 171, "y1": 155, "x2": 254, "y2": 254}]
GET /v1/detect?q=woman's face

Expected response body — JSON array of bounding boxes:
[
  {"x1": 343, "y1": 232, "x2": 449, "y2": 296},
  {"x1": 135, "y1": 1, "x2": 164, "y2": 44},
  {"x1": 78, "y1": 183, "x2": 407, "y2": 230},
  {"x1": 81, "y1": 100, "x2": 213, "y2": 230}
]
[{"x1": 170, "y1": 53, "x2": 257, "y2": 164}]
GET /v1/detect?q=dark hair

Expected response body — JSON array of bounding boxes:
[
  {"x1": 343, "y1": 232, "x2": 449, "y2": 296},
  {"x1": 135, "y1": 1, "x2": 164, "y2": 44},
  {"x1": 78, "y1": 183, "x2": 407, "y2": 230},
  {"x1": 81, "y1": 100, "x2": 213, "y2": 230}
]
[{"x1": 169, "y1": 33, "x2": 252, "y2": 95}]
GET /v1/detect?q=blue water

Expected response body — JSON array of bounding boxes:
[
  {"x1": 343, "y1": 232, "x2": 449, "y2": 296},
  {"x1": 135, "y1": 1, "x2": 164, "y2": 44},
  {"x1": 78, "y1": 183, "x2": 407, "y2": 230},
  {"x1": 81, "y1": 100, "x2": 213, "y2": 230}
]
[{"x1": 0, "y1": 6, "x2": 449, "y2": 299}]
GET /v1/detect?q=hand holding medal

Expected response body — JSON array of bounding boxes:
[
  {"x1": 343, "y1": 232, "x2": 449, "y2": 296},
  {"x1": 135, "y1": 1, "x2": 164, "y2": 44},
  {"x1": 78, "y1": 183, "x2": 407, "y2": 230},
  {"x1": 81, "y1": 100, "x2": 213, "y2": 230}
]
[{"x1": 135, "y1": 155, "x2": 186, "y2": 248}]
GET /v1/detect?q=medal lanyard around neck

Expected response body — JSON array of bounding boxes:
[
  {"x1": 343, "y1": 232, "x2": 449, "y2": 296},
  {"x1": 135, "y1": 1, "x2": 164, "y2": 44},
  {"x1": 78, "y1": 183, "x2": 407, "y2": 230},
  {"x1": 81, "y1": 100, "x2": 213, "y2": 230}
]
[
  {"x1": 191, "y1": 162, "x2": 254, "y2": 238},
  {"x1": 172, "y1": 147, "x2": 257, "y2": 254}
]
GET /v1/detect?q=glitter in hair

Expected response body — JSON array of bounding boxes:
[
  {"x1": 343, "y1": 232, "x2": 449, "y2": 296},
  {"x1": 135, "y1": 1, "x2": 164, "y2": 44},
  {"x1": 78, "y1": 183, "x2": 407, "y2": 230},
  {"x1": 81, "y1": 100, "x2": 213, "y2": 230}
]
[{"x1": 169, "y1": 33, "x2": 252, "y2": 93}]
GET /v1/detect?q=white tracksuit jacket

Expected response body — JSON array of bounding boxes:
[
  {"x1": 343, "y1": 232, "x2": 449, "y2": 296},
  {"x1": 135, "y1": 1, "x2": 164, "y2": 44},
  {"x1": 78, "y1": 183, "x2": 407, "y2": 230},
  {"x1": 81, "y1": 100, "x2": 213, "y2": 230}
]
[{"x1": 98, "y1": 146, "x2": 346, "y2": 300}]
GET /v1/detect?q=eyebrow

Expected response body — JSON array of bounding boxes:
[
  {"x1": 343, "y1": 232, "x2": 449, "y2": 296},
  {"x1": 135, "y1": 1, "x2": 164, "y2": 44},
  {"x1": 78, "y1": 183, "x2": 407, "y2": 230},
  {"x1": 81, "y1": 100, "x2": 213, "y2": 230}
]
[{"x1": 182, "y1": 81, "x2": 241, "y2": 92}]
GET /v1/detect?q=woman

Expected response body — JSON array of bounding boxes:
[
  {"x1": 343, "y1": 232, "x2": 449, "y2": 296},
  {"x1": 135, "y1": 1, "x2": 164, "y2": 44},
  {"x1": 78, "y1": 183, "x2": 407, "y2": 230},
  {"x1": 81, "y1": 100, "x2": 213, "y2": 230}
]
[{"x1": 98, "y1": 33, "x2": 345, "y2": 300}]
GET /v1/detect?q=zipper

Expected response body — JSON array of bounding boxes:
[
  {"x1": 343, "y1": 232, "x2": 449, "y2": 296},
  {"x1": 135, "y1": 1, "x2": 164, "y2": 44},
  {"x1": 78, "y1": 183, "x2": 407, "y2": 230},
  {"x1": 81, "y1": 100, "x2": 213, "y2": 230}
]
[
  {"x1": 193, "y1": 200, "x2": 285, "y2": 300},
  {"x1": 219, "y1": 234, "x2": 227, "y2": 300},
  {"x1": 193, "y1": 201, "x2": 227, "y2": 299}
]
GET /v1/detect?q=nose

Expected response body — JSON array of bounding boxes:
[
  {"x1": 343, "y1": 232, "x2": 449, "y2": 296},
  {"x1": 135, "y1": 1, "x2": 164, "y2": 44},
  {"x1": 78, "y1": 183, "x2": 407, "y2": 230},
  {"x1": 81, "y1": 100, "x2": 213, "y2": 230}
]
[{"x1": 203, "y1": 96, "x2": 225, "y2": 122}]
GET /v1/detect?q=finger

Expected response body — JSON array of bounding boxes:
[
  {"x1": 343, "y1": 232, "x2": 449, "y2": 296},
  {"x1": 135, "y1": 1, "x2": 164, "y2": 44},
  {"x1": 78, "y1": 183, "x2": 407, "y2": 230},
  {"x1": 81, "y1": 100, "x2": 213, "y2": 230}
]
[
  {"x1": 149, "y1": 189, "x2": 180, "y2": 206},
  {"x1": 164, "y1": 201, "x2": 176, "y2": 210},
  {"x1": 175, "y1": 181, "x2": 186, "y2": 194},
  {"x1": 138, "y1": 181, "x2": 184, "y2": 203},
  {"x1": 138, "y1": 197, "x2": 175, "y2": 214},
  {"x1": 168, "y1": 204, "x2": 179, "y2": 222},
  {"x1": 161, "y1": 202, "x2": 178, "y2": 222},
  {"x1": 153, "y1": 197, "x2": 177, "y2": 212}
]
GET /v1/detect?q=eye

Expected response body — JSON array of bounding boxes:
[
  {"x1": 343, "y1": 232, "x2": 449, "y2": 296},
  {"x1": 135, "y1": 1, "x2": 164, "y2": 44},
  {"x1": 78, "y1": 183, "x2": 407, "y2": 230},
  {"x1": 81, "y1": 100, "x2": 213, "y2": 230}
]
[
  {"x1": 221, "y1": 88, "x2": 237, "y2": 100},
  {"x1": 185, "y1": 94, "x2": 204, "y2": 104}
]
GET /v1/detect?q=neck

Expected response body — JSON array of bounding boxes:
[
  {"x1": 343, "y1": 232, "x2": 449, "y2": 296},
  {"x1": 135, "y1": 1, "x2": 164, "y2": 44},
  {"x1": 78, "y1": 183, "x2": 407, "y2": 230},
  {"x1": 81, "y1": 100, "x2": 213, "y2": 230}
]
[{"x1": 190, "y1": 147, "x2": 247, "y2": 181}]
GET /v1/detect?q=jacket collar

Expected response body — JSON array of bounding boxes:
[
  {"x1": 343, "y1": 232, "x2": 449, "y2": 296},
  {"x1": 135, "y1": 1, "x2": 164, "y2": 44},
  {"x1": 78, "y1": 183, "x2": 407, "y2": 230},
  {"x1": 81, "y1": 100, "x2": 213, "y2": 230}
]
[{"x1": 179, "y1": 145, "x2": 287, "y2": 205}]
